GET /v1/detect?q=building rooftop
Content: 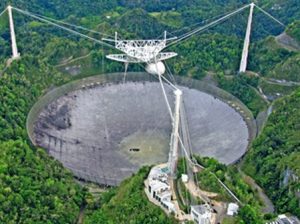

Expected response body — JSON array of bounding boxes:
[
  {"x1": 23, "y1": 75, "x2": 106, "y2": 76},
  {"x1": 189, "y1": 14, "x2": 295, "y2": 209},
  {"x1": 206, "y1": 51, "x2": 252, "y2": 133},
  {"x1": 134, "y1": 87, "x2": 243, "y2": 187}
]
[
  {"x1": 191, "y1": 204, "x2": 211, "y2": 215},
  {"x1": 227, "y1": 203, "x2": 239, "y2": 216}
]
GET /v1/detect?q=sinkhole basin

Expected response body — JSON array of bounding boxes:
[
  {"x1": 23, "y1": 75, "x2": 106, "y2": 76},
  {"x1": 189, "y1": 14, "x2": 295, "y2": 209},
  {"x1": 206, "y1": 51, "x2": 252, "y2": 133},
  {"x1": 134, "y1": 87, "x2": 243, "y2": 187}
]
[{"x1": 27, "y1": 73, "x2": 256, "y2": 186}]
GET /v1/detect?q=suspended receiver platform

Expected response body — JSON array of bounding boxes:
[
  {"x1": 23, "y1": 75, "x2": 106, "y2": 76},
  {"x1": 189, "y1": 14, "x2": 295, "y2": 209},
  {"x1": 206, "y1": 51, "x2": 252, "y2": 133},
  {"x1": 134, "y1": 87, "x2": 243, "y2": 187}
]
[{"x1": 103, "y1": 32, "x2": 177, "y2": 63}]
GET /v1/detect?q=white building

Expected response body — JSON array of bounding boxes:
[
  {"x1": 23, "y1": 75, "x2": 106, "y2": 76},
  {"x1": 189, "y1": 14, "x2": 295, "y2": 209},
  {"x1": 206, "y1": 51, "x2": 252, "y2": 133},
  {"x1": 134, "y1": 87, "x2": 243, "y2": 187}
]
[
  {"x1": 181, "y1": 174, "x2": 189, "y2": 183},
  {"x1": 227, "y1": 203, "x2": 239, "y2": 216},
  {"x1": 147, "y1": 165, "x2": 176, "y2": 213},
  {"x1": 191, "y1": 204, "x2": 212, "y2": 224},
  {"x1": 266, "y1": 214, "x2": 297, "y2": 224}
]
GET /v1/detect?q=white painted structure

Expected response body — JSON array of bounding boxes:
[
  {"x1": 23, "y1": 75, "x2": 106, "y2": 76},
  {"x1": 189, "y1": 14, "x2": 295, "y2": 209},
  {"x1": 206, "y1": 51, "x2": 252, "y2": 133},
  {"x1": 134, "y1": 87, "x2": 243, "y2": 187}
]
[
  {"x1": 104, "y1": 32, "x2": 177, "y2": 64},
  {"x1": 181, "y1": 174, "x2": 189, "y2": 183},
  {"x1": 145, "y1": 61, "x2": 166, "y2": 75},
  {"x1": 239, "y1": 3, "x2": 255, "y2": 73},
  {"x1": 7, "y1": 5, "x2": 20, "y2": 60},
  {"x1": 191, "y1": 204, "x2": 212, "y2": 224},
  {"x1": 227, "y1": 203, "x2": 239, "y2": 216},
  {"x1": 147, "y1": 165, "x2": 176, "y2": 213},
  {"x1": 169, "y1": 89, "x2": 182, "y2": 178},
  {"x1": 266, "y1": 214, "x2": 297, "y2": 224}
]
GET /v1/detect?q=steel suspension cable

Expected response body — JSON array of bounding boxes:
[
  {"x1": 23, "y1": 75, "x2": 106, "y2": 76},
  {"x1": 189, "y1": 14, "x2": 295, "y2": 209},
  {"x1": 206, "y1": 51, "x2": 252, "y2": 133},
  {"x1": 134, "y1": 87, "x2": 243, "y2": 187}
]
[
  {"x1": 23, "y1": 10, "x2": 114, "y2": 38},
  {"x1": 178, "y1": 135, "x2": 242, "y2": 204},
  {"x1": 136, "y1": 61, "x2": 242, "y2": 204},
  {"x1": 0, "y1": 8, "x2": 7, "y2": 17},
  {"x1": 254, "y1": 4, "x2": 285, "y2": 27},
  {"x1": 175, "y1": 4, "x2": 249, "y2": 40},
  {"x1": 153, "y1": 57, "x2": 174, "y2": 119},
  {"x1": 12, "y1": 7, "x2": 115, "y2": 49},
  {"x1": 168, "y1": 8, "x2": 241, "y2": 38},
  {"x1": 165, "y1": 62, "x2": 177, "y2": 85},
  {"x1": 166, "y1": 4, "x2": 250, "y2": 48}
]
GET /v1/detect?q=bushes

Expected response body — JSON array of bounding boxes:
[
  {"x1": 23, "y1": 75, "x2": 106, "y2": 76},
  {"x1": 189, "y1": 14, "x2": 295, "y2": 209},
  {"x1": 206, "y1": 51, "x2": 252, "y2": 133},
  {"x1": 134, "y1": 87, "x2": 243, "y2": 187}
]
[
  {"x1": 286, "y1": 20, "x2": 300, "y2": 43},
  {"x1": 216, "y1": 73, "x2": 267, "y2": 117},
  {"x1": 0, "y1": 54, "x2": 85, "y2": 223},
  {"x1": 243, "y1": 88, "x2": 300, "y2": 217},
  {"x1": 0, "y1": 140, "x2": 86, "y2": 224},
  {"x1": 84, "y1": 167, "x2": 178, "y2": 224}
]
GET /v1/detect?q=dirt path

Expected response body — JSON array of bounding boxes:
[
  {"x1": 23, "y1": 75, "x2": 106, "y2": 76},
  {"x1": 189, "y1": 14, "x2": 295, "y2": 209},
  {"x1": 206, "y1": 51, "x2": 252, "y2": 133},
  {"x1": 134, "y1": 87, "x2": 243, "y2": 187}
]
[
  {"x1": 263, "y1": 77, "x2": 300, "y2": 86},
  {"x1": 184, "y1": 179, "x2": 218, "y2": 201},
  {"x1": 275, "y1": 33, "x2": 300, "y2": 52},
  {"x1": 77, "y1": 205, "x2": 86, "y2": 224},
  {"x1": 239, "y1": 169, "x2": 275, "y2": 214}
]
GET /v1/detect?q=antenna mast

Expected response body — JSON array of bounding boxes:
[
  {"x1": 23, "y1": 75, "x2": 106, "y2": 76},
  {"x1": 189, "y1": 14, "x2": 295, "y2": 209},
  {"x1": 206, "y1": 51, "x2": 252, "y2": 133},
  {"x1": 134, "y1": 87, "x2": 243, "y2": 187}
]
[{"x1": 7, "y1": 5, "x2": 20, "y2": 60}]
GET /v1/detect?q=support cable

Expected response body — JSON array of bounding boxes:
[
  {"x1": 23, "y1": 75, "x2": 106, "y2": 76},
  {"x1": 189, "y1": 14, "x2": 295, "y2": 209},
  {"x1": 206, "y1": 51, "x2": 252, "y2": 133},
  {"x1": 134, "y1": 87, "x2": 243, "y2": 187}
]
[
  {"x1": 166, "y1": 4, "x2": 250, "y2": 48},
  {"x1": 160, "y1": 71, "x2": 178, "y2": 90},
  {"x1": 12, "y1": 7, "x2": 115, "y2": 49},
  {"x1": 177, "y1": 135, "x2": 242, "y2": 204},
  {"x1": 136, "y1": 62, "x2": 242, "y2": 204},
  {"x1": 21, "y1": 10, "x2": 114, "y2": 38},
  {"x1": 154, "y1": 57, "x2": 174, "y2": 120},
  {"x1": 165, "y1": 62, "x2": 177, "y2": 85},
  {"x1": 0, "y1": 8, "x2": 7, "y2": 17},
  {"x1": 175, "y1": 4, "x2": 248, "y2": 41},
  {"x1": 158, "y1": 73, "x2": 174, "y2": 119},
  {"x1": 254, "y1": 4, "x2": 285, "y2": 27},
  {"x1": 167, "y1": 2, "x2": 249, "y2": 38}
]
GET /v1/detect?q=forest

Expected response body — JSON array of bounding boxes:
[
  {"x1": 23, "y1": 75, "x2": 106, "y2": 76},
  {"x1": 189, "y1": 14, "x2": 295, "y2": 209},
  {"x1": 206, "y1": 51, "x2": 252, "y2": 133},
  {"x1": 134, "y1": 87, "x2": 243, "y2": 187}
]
[
  {"x1": 84, "y1": 167, "x2": 178, "y2": 224},
  {"x1": 243, "y1": 88, "x2": 300, "y2": 217},
  {"x1": 0, "y1": 0, "x2": 299, "y2": 223}
]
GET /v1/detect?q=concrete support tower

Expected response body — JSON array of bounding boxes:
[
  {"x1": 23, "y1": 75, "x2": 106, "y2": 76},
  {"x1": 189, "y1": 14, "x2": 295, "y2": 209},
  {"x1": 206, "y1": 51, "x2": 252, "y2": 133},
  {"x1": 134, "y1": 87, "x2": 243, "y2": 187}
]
[
  {"x1": 7, "y1": 5, "x2": 20, "y2": 60},
  {"x1": 239, "y1": 3, "x2": 255, "y2": 73},
  {"x1": 169, "y1": 89, "x2": 182, "y2": 178}
]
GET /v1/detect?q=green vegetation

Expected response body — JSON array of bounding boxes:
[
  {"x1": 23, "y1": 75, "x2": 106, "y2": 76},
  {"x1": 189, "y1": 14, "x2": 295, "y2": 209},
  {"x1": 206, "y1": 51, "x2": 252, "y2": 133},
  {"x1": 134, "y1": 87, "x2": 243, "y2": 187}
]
[
  {"x1": 269, "y1": 53, "x2": 300, "y2": 82},
  {"x1": 149, "y1": 11, "x2": 183, "y2": 28},
  {"x1": 195, "y1": 157, "x2": 264, "y2": 223},
  {"x1": 0, "y1": 0, "x2": 299, "y2": 222},
  {"x1": 169, "y1": 33, "x2": 243, "y2": 77},
  {"x1": 249, "y1": 36, "x2": 294, "y2": 76},
  {"x1": 176, "y1": 158, "x2": 204, "y2": 213},
  {"x1": 216, "y1": 73, "x2": 267, "y2": 117},
  {"x1": 248, "y1": 33, "x2": 300, "y2": 82},
  {"x1": 0, "y1": 58, "x2": 67, "y2": 141},
  {"x1": 84, "y1": 167, "x2": 178, "y2": 224},
  {"x1": 0, "y1": 140, "x2": 86, "y2": 224},
  {"x1": 0, "y1": 55, "x2": 88, "y2": 223},
  {"x1": 259, "y1": 79, "x2": 299, "y2": 98},
  {"x1": 222, "y1": 216, "x2": 240, "y2": 224},
  {"x1": 258, "y1": 0, "x2": 300, "y2": 24},
  {"x1": 195, "y1": 157, "x2": 261, "y2": 207},
  {"x1": 286, "y1": 20, "x2": 300, "y2": 42},
  {"x1": 243, "y1": 88, "x2": 300, "y2": 217},
  {"x1": 113, "y1": 8, "x2": 169, "y2": 39}
]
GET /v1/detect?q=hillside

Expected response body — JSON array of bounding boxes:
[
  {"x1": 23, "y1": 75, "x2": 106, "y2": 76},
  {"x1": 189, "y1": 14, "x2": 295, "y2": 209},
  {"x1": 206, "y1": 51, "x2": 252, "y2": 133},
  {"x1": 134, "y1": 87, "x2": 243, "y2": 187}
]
[
  {"x1": 0, "y1": 54, "x2": 88, "y2": 223},
  {"x1": 286, "y1": 20, "x2": 300, "y2": 42},
  {"x1": 0, "y1": 0, "x2": 299, "y2": 223},
  {"x1": 84, "y1": 167, "x2": 178, "y2": 224},
  {"x1": 249, "y1": 36, "x2": 300, "y2": 82},
  {"x1": 243, "y1": 88, "x2": 300, "y2": 217},
  {"x1": 0, "y1": 140, "x2": 86, "y2": 223}
]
